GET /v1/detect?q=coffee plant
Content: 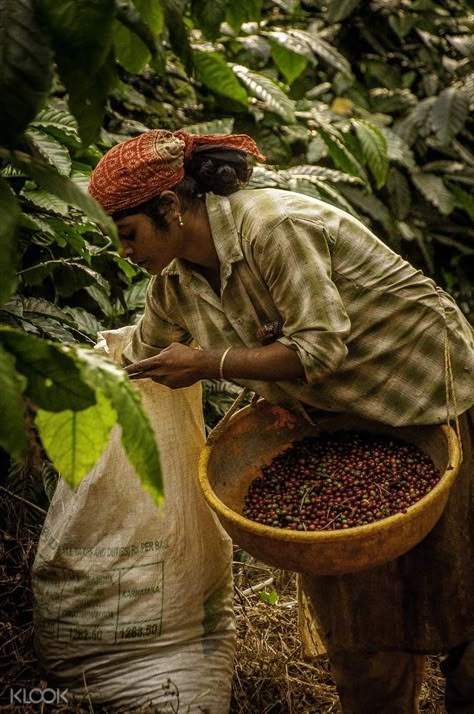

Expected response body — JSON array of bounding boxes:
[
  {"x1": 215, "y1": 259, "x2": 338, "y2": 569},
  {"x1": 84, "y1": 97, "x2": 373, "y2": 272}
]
[{"x1": 0, "y1": 0, "x2": 472, "y2": 499}]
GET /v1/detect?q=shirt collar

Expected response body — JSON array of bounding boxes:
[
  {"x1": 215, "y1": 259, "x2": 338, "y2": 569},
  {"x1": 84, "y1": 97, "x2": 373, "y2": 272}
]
[{"x1": 161, "y1": 193, "x2": 243, "y2": 284}]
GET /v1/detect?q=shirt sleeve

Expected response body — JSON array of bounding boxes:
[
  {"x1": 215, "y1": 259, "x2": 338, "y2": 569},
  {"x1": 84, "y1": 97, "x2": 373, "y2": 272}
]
[
  {"x1": 122, "y1": 277, "x2": 192, "y2": 364},
  {"x1": 254, "y1": 215, "x2": 351, "y2": 383}
]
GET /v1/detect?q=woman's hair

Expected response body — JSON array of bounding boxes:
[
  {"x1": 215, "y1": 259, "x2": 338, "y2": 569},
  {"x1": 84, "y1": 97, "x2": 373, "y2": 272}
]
[{"x1": 114, "y1": 146, "x2": 253, "y2": 228}]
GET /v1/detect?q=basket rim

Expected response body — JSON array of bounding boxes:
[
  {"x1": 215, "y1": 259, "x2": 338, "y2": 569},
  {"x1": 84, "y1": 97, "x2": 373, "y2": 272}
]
[{"x1": 198, "y1": 410, "x2": 462, "y2": 544}]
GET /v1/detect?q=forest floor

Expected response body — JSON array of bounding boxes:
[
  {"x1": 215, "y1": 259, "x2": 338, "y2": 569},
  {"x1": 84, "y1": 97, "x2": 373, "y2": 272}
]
[{"x1": 0, "y1": 492, "x2": 446, "y2": 713}]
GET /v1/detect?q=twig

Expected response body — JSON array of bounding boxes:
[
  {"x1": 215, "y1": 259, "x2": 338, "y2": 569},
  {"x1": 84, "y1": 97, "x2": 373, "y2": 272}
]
[
  {"x1": 0, "y1": 486, "x2": 47, "y2": 515},
  {"x1": 240, "y1": 577, "x2": 274, "y2": 598}
]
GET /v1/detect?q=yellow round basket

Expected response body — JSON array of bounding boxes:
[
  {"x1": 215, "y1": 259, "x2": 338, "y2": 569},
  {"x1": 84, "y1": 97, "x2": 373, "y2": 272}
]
[{"x1": 198, "y1": 401, "x2": 461, "y2": 576}]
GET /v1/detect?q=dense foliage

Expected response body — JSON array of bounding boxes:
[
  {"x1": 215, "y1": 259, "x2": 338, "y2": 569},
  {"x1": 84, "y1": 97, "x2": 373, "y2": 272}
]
[{"x1": 0, "y1": 0, "x2": 472, "y2": 494}]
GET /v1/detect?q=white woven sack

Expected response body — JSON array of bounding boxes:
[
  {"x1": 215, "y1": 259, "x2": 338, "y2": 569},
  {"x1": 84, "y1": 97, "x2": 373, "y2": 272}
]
[{"x1": 32, "y1": 326, "x2": 235, "y2": 712}]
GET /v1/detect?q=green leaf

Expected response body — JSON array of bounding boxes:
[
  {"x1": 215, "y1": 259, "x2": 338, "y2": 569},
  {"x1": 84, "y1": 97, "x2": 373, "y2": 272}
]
[
  {"x1": 37, "y1": 0, "x2": 116, "y2": 73},
  {"x1": 305, "y1": 180, "x2": 361, "y2": 217},
  {"x1": 124, "y1": 278, "x2": 150, "y2": 311},
  {"x1": 194, "y1": 51, "x2": 248, "y2": 107},
  {"x1": 394, "y1": 97, "x2": 436, "y2": 145},
  {"x1": 259, "y1": 589, "x2": 279, "y2": 605},
  {"x1": 448, "y1": 183, "x2": 474, "y2": 221},
  {"x1": 0, "y1": 344, "x2": 27, "y2": 458},
  {"x1": 339, "y1": 186, "x2": 395, "y2": 234},
  {"x1": 388, "y1": 14, "x2": 416, "y2": 39},
  {"x1": 162, "y1": 0, "x2": 193, "y2": 74},
  {"x1": 37, "y1": 0, "x2": 118, "y2": 144},
  {"x1": 266, "y1": 30, "x2": 315, "y2": 63},
  {"x1": 282, "y1": 165, "x2": 364, "y2": 185},
  {"x1": 36, "y1": 389, "x2": 117, "y2": 488},
  {"x1": 431, "y1": 87, "x2": 470, "y2": 146},
  {"x1": 22, "y1": 297, "x2": 76, "y2": 326},
  {"x1": 411, "y1": 172, "x2": 455, "y2": 216},
  {"x1": 65, "y1": 53, "x2": 117, "y2": 146},
  {"x1": 289, "y1": 30, "x2": 354, "y2": 81},
  {"x1": 326, "y1": 0, "x2": 361, "y2": 22},
  {"x1": 25, "y1": 128, "x2": 72, "y2": 176},
  {"x1": 226, "y1": 0, "x2": 262, "y2": 32},
  {"x1": 232, "y1": 65, "x2": 295, "y2": 122},
  {"x1": 318, "y1": 126, "x2": 367, "y2": 182},
  {"x1": 0, "y1": 327, "x2": 96, "y2": 412},
  {"x1": 75, "y1": 347, "x2": 164, "y2": 504},
  {"x1": 0, "y1": 178, "x2": 20, "y2": 305},
  {"x1": 21, "y1": 186, "x2": 69, "y2": 216},
  {"x1": 183, "y1": 119, "x2": 234, "y2": 135},
  {"x1": 11, "y1": 152, "x2": 117, "y2": 240},
  {"x1": 379, "y1": 128, "x2": 415, "y2": 170},
  {"x1": 21, "y1": 261, "x2": 108, "y2": 298},
  {"x1": 387, "y1": 168, "x2": 411, "y2": 221},
  {"x1": 0, "y1": 0, "x2": 53, "y2": 145},
  {"x1": 31, "y1": 106, "x2": 81, "y2": 144},
  {"x1": 191, "y1": 0, "x2": 227, "y2": 41},
  {"x1": 267, "y1": 37, "x2": 308, "y2": 86},
  {"x1": 114, "y1": 0, "x2": 163, "y2": 73},
  {"x1": 63, "y1": 307, "x2": 104, "y2": 340},
  {"x1": 352, "y1": 119, "x2": 389, "y2": 189}
]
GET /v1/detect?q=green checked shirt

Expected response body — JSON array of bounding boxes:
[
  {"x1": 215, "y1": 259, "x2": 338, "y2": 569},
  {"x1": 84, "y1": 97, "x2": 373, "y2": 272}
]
[{"x1": 123, "y1": 188, "x2": 474, "y2": 426}]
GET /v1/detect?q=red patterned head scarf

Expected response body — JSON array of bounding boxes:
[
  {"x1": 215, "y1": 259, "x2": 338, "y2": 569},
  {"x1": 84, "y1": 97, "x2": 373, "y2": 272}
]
[{"x1": 88, "y1": 129, "x2": 266, "y2": 214}]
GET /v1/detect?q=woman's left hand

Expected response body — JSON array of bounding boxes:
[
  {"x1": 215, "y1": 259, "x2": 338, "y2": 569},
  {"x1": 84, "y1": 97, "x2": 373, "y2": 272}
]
[{"x1": 125, "y1": 343, "x2": 206, "y2": 389}]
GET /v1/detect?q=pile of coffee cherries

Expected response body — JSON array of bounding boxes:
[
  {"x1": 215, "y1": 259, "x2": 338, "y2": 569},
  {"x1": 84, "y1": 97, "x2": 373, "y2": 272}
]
[{"x1": 243, "y1": 431, "x2": 440, "y2": 531}]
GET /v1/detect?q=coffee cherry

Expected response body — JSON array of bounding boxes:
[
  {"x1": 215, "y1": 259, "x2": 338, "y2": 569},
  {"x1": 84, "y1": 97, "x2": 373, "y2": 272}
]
[{"x1": 242, "y1": 432, "x2": 440, "y2": 531}]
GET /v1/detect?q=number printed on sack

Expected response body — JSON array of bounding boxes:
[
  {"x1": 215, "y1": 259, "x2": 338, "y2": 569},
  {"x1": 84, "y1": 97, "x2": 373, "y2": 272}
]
[
  {"x1": 119, "y1": 624, "x2": 158, "y2": 639},
  {"x1": 69, "y1": 628, "x2": 103, "y2": 641}
]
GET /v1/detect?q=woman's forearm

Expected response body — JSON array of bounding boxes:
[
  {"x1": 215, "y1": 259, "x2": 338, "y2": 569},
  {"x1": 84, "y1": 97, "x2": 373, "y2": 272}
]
[{"x1": 204, "y1": 341, "x2": 306, "y2": 382}]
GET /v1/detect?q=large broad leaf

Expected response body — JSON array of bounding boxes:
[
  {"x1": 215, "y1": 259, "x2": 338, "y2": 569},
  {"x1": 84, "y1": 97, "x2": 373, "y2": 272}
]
[
  {"x1": 37, "y1": 0, "x2": 115, "y2": 73},
  {"x1": 232, "y1": 65, "x2": 295, "y2": 123},
  {"x1": 21, "y1": 185, "x2": 69, "y2": 216},
  {"x1": 0, "y1": 0, "x2": 52, "y2": 145},
  {"x1": 37, "y1": 0, "x2": 117, "y2": 144},
  {"x1": 162, "y1": 0, "x2": 193, "y2": 74},
  {"x1": 297, "y1": 179, "x2": 361, "y2": 217},
  {"x1": 21, "y1": 261, "x2": 108, "y2": 299},
  {"x1": 282, "y1": 165, "x2": 364, "y2": 185},
  {"x1": 183, "y1": 119, "x2": 234, "y2": 135},
  {"x1": 379, "y1": 127, "x2": 415, "y2": 170},
  {"x1": 449, "y1": 183, "x2": 474, "y2": 221},
  {"x1": 326, "y1": 0, "x2": 361, "y2": 22},
  {"x1": 288, "y1": 29, "x2": 353, "y2": 81},
  {"x1": 194, "y1": 51, "x2": 248, "y2": 107},
  {"x1": 394, "y1": 97, "x2": 436, "y2": 146},
  {"x1": 411, "y1": 172, "x2": 455, "y2": 216},
  {"x1": 318, "y1": 125, "x2": 367, "y2": 182},
  {"x1": 25, "y1": 128, "x2": 72, "y2": 176},
  {"x1": 431, "y1": 87, "x2": 470, "y2": 146},
  {"x1": 191, "y1": 0, "x2": 227, "y2": 41},
  {"x1": 386, "y1": 168, "x2": 411, "y2": 221},
  {"x1": 63, "y1": 307, "x2": 104, "y2": 341},
  {"x1": 74, "y1": 347, "x2": 164, "y2": 504},
  {"x1": 0, "y1": 344, "x2": 27, "y2": 458},
  {"x1": 352, "y1": 119, "x2": 389, "y2": 189},
  {"x1": 0, "y1": 327, "x2": 96, "y2": 412},
  {"x1": 65, "y1": 54, "x2": 117, "y2": 146},
  {"x1": 114, "y1": 0, "x2": 163, "y2": 73},
  {"x1": 226, "y1": 0, "x2": 262, "y2": 33},
  {"x1": 339, "y1": 186, "x2": 396, "y2": 234},
  {"x1": 11, "y1": 152, "x2": 117, "y2": 240},
  {"x1": 0, "y1": 178, "x2": 20, "y2": 305},
  {"x1": 267, "y1": 35, "x2": 309, "y2": 86},
  {"x1": 36, "y1": 389, "x2": 117, "y2": 487},
  {"x1": 31, "y1": 106, "x2": 81, "y2": 145}
]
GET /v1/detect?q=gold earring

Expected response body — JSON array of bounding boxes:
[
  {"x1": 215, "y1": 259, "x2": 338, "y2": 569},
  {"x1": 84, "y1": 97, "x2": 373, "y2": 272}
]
[{"x1": 177, "y1": 213, "x2": 184, "y2": 227}]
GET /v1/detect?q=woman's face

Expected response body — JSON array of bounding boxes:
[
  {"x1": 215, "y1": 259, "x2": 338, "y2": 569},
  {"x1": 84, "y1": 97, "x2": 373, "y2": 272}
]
[{"x1": 116, "y1": 213, "x2": 179, "y2": 275}]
